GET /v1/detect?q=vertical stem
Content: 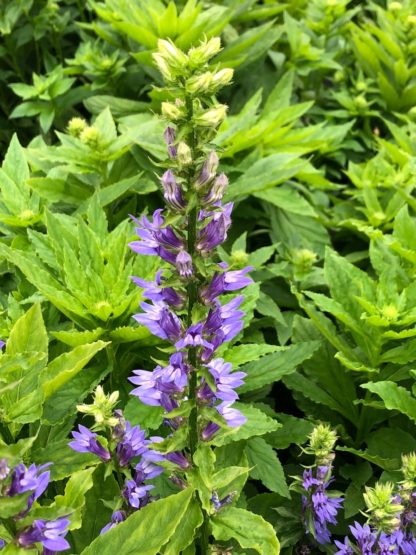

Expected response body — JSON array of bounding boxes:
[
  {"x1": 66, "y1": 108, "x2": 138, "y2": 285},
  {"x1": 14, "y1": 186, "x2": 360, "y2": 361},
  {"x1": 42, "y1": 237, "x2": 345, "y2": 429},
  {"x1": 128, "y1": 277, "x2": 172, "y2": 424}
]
[{"x1": 185, "y1": 97, "x2": 210, "y2": 555}]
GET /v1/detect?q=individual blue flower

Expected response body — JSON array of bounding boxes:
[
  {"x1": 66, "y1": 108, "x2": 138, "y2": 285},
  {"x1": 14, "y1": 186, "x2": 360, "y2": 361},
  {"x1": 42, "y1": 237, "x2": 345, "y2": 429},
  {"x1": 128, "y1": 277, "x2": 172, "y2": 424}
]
[
  {"x1": 100, "y1": 510, "x2": 126, "y2": 535},
  {"x1": 129, "y1": 210, "x2": 184, "y2": 264},
  {"x1": 69, "y1": 425, "x2": 111, "y2": 462},
  {"x1": 116, "y1": 422, "x2": 148, "y2": 467},
  {"x1": 203, "y1": 173, "x2": 228, "y2": 206},
  {"x1": 7, "y1": 462, "x2": 51, "y2": 512},
  {"x1": 133, "y1": 301, "x2": 182, "y2": 342},
  {"x1": 175, "y1": 250, "x2": 193, "y2": 277},
  {"x1": 123, "y1": 479, "x2": 154, "y2": 509},
  {"x1": 17, "y1": 517, "x2": 70, "y2": 552},
  {"x1": 334, "y1": 536, "x2": 353, "y2": 555},
  {"x1": 131, "y1": 271, "x2": 184, "y2": 308},
  {"x1": 200, "y1": 266, "x2": 253, "y2": 304},
  {"x1": 349, "y1": 521, "x2": 376, "y2": 554},
  {"x1": 196, "y1": 202, "x2": 233, "y2": 253},
  {"x1": 205, "y1": 358, "x2": 246, "y2": 402},
  {"x1": 175, "y1": 323, "x2": 212, "y2": 350}
]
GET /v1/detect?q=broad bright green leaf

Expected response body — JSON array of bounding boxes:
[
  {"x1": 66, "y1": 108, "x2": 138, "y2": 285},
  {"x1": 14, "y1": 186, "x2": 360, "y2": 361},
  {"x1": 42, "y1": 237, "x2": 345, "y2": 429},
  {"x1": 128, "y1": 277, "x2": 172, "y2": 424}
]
[
  {"x1": 162, "y1": 497, "x2": 203, "y2": 555},
  {"x1": 212, "y1": 507, "x2": 280, "y2": 554},
  {"x1": 240, "y1": 341, "x2": 320, "y2": 393},
  {"x1": 254, "y1": 186, "x2": 317, "y2": 217},
  {"x1": 246, "y1": 437, "x2": 289, "y2": 497},
  {"x1": 54, "y1": 467, "x2": 95, "y2": 529},
  {"x1": 6, "y1": 303, "x2": 47, "y2": 356},
  {"x1": 224, "y1": 343, "x2": 281, "y2": 367},
  {"x1": 80, "y1": 488, "x2": 193, "y2": 555},
  {"x1": 361, "y1": 381, "x2": 416, "y2": 423},
  {"x1": 42, "y1": 340, "x2": 108, "y2": 398}
]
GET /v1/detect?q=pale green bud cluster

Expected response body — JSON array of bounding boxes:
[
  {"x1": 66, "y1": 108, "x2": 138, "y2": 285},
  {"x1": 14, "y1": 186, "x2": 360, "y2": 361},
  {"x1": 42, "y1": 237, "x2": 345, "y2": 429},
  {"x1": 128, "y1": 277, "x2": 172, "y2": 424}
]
[
  {"x1": 307, "y1": 424, "x2": 337, "y2": 465},
  {"x1": 77, "y1": 385, "x2": 120, "y2": 428},
  {"x1": 177, "y1": 142, "x2": 192, "y2": 165},
  {"x1": 153, "y1": 37, "x2": 232, "y2": 130},
  {"x1": 290, "y1": 248, "x2": 318, "y2": 278},
  {"x1": 400, "y1": 452, "x2": 416, "y2": 499},
  {"x1": 364, "y1": 482, "x2": 403, "y2": 533},
  {"x1": 67, "y1": 117, "x2": 87, "y2": 138},
  {"x1": 80, "y1": 126, "x2": 101, "y2": 148}
]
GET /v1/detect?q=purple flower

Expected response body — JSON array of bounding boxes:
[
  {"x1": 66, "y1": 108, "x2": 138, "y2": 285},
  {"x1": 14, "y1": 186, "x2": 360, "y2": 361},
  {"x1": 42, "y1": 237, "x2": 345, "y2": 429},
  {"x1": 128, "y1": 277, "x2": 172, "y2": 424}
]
[
  {"x1": 69, "y1": 425, "x2": 111, "y2": 462},
  {"x1": 17, "y1": 517, "x2": 70, "y2": 552},
  {"x1": 211, "y1": 490, "x2": 236, "y2": 511},
  {"x1": 131, "y1": 271, "x2": 184, "y2": 308},
  {"x1": 201, "y1": 296, "x2": 245, "y2": 360},
  {"x1": 161, "y1": 170, "x2": 185, "y2": 210},
  {"x1": 175, "y1": 250, "x2": 193, "y2": 277},
  {"x1": 7, "y1": 463, "x2": 51, "y2": 512},
  {"x1": 129, "y1": 210, "x2": 184, "y2": 264},
  {"x1": 123, "y1": 479, "x2": 153, "y2": 509},
  {"x1": 176, "y1": 323, "x2": 212, "y2": 350},
  {"x1": 334, "y1": 537, "x2": 353, "y2": 555},
  {"x1": 196, "y1": 151, "x2": 219, "y2": 189},
  {"x1": 200, "y1": 266, "x2": 253, "y2": 304},
  {"x1": 165, "y1": 451, "x2": 190, "y2": 469},
  {"x1": 311, "y1": 491, "x2": 342, "y2": 526},
  {"x1": 196, "y1": 203, "x2": 233, "y2": 253},
  {"x1": 136, "y1": 456, "x2": 164, "y2": 480},
  {"x1": 204, "y1": 173, "x2": 228, "y2": 205},
  {"x1": 129, "y1": 352, "x2": 188, "y2": 408},
  {"x1": 0, "y1": 340, "x2": 5, "y2": 350},
  {"x1": 0, "y1": 539, "x2": 5, "y2": 549},
  {"x1": 116, "y1": 422, "x2": 148, "y2": 467},
  {"x1": 100, "y1": 511, "x2": 126, "y2": 534},
  {"x1": 164, "y1": 126, "x2": 177, "y2": 158},
  {"x1": 349, "y1": 521, "x2": 376, "y2": 554},
  {"x1": 133, "y1": 302, "x2": 182, "y2": 342},
  {"x1": 217, "y1": 402, "x2": 247, "y2": 427},
  {"x1": 203, "y1": 358, "x2": 246, "y2": 402}
]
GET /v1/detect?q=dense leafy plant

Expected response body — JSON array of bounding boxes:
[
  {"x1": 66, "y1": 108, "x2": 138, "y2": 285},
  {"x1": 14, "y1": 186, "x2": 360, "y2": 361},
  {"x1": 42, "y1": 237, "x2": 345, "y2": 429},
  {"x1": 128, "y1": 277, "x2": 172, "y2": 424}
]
[{"x1": 2, "y1": 0, "x2": 416, "y2": 553}]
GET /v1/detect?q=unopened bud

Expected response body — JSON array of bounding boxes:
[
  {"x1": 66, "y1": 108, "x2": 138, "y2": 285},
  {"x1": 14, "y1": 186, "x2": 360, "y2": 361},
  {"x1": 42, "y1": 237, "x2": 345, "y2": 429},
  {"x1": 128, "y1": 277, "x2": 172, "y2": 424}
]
[
  {"x1": 194, "y1": 105, "x2": 227, "y2": 127},
  {"x1": 186, "y1": 72, "x2": 213, "y2": 94},
  {"x1": 308, "y1": 424, "x2": 337, "y2": 464},
  {"x1": 67, "y1": 117, "x2": 87, "y2": 137},
  {"x1": 152, "y1": 53, "x2": 174, "y2": 81},
  {"x1": 204, "y1": 173, "x2": 228, "y2": 204},
  {"x1": 161, "y1": 101, "x2": 185, "y2": 121},
  {"x1": 157, "y1": 39, "x2": 188, "y2": 69},
  {"x1": 164, "y1": 126, "x2": 177, "y2": 158},
  {"x1": 188, "y1": 37, "x2": 221, "y2": 66},
  {"x1": 231, "y1": 249, "x2": 249, "y2": 266},
  {"x1": 402, "y1": 453, "x2": 416, "y2": 482},
  {"x1": 176, "y1": 250, "x2": 193, "y2": 278},
  {"x1": 408, "y1": 15, "x2": 416, "y2": 24},
  {"x1": 212, "y1": 68, "x2": 234, "y2": 88},
  {"x1": 388, "y1": 1, "x2": 402, "y2": 10},
  {"x1": 80, "y1": 126, "x2": 100, "y2": 148},
  {"x1": 161, "y1": 169, "x2": 185, "y2": 211},
  {"x1": 177, "y1": 142, "x2": 192, "y2": 165},
  {"x1": 77, "y1": 385, "x2": 120, "y2": 428},
  {"x1": 196, "y1": 151, "x2": 219, "y2": 189},
  {"x1": 0, "y1": 459, "x2": 10, "y2": 480},
  {"x1": 354, "y1": 95, "x2": 368, "y2": 110}
]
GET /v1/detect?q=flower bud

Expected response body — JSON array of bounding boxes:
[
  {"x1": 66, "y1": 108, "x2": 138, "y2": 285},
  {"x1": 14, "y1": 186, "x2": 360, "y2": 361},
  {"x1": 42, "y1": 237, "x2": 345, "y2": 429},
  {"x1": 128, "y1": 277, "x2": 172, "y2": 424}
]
[
  {"x1": 291, "y1": 248, "x2": 317, "y2": 276},
  {"x1": 176, "y1": 250, "x2": 193, "y2": 278},
  {"x1": 212, "y1": 68, "x2": 234, "y2": 89},
  {"x1": 152, "y1": 53, "x2": 174, "y2": 82},
  {"x1": 80, "y1": 126, "x2": 100, "y2": 148},
  {"x1": 308, "y1": 424, "x2": 337, "y2": 464},
  {"x1": 77, "y1": 385, "x2": 120, "y2": 428},
  {"x1": 408, "y1": 15, "x2": 416, "y2": 24},
  {"x1": 161, "y1": 101, "x2": 185, "y2": 121},
  {"x1": 196, "y1": 151, "x2": 219, "y2": 189},
  {"x1": 156, "y1": 39, "x2": 188, "y2": 69},
  {"x1": 188, "y1": 37, "x2": 221, "y2": 66},
  {"x1": 164, "y1": 126, "x2": 177, "y2": 158},
  {"x1": 204, "y1": 173, "x2": 228, "y2": 205},
  {"x1": 231, "y1": 249, "x2": 249, "y2": 266},
  {"x1": 161, "y1": 169, "x2": 185, "y2": 210},
  {"x1": 364, "y1": 482, "x2": 403, "y2": 533},
  {"x1": 67, "y1": 117, "x2": 87, "y2": 137},
  {"x1": 194, "y1": 105, "x2": 227, "y2": 127},
  {"x1": 0, "y1": 459, "x2": 10, "y2": 480},
  {"x1": 388, "y1": 1, "x2": 402, "y2": 10},
  {"x1": 186, "y1": 72, "x2": 213, "y2": 94},
  {"x1": 177, "y1": 142, "x2": 192, "y2": 165}
]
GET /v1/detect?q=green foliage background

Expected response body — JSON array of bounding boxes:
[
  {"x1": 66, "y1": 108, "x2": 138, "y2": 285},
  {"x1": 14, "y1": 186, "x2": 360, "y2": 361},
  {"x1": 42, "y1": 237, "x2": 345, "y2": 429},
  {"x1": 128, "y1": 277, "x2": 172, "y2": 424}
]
[{"x1": 1, "y1": 0, "x2": 416, "y2": 553}]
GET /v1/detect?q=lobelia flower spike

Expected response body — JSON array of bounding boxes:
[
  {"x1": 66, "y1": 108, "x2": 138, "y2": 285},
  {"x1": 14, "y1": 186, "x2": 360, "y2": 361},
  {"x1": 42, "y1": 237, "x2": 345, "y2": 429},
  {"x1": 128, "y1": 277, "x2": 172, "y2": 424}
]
[
  {"x1": 298, "y1": 424, "x2": 343, "y2": 546},
  {"x1": 68, "y1": 386, "x2": 164, "y2": 535},
  {"x1": 127, "y1": 36, "x2": 252, "y2": 550}
]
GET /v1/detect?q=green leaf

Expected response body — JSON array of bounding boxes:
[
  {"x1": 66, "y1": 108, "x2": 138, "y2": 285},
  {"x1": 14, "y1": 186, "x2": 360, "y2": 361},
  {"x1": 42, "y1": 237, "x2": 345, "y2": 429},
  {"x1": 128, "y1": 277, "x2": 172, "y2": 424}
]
[
  {"x1": 80, "y1": 488, "x2": 194, "y2": 555},
  {"x1": 240, "y1": 342, "x2": 320, "y2": 393},
  {"x1": 54, "y1": 467, "x2": 95, "y2": 528},
  {"x1": 212, "y1": 507, "x2": 280, "y2": 554},
  {"x1": 212, "y1": 404, "x2": 280, "y2": 446},
  {"x1": 42, "y1": 341, "x2": 108, "y2": 399},
  {"x1": 6, "y1": 303, "x2": 47, "y2": 356},
  {"x1": 361, "y1": 381, "x2": 416, "y2": 423},
  {"x1": 254, "y1": 186, "x2": 317, "y2": 217},
  {"x1": 224, "y1": 343, "x2": 280, "y2": 367},
  {"x1": 246, "y1": 437, "x2": 289, "y2": 497},
  {"x1": 162, "y1": 497, "x2": 203, "y2": 555}
]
